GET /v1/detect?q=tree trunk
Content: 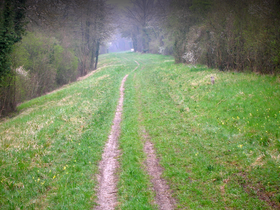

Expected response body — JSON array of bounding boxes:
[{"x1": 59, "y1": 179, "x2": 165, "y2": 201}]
[
  {"x1": 132, "y1": 34, "x2": 138, "y2": 52},
  {"x1": 0, "y1": 73, "x2": 16, "y2": 117},
  {"x1": 95, "y1": 40, "x2": 100, "y2": 70},
  {"x1": 90, "y1": 44, "x2": 96, "y2": 69}
]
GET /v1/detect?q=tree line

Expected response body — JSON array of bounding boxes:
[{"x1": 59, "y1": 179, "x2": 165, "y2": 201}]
[
  {"x1": 120, "y1": 0, "x2": 280, "y2": 73},
  {"x1": 1, "y1": 0, "x2": 279, "y2": 116},
  {"x1": 0, "y1": 0, "x2": 112, "y2": 116}
]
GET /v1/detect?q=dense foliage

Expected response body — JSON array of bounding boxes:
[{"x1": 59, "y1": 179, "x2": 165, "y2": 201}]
[
  {"x1": 167, "y1": 0, "x2": 280, "y2": 73},
  {"x1": 121, "y1": 0, "x2": 280, "y2": 74},
  {"x1": 180, "y1": 0, "x2": 280, "y2": 74},
  {"x1": 12, "y1": 32, "x2": 78, "y2": 102},
  {"x1": 0, "y1": 0, "x2": 113, "y2": 116},
  {"x1": 0, "y1": 0, "x2": 26, "y2": 77},
  {"x1": 0, "y1": 0, "x2": 26, "y2": 116}
]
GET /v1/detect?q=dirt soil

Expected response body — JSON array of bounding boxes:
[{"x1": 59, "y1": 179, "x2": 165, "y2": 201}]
[
  {"x1": 95, "y1": 74, "x2": 128, "y2": 210},
  {"x1": 142, "y1": 128, "x2": 176, "y2": 210}
]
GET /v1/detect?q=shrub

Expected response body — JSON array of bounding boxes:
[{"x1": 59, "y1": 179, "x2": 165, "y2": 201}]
[
  {"x1": 53, "y1": 45, "x2": 78, "y2": 85},
  {"x1": 11, "y1": 32, "x2": 78, "y2": 103}
]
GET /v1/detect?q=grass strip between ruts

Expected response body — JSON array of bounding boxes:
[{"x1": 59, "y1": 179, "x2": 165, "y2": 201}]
[{"x1": 117, "y1": 61, "x2": 157, "y2": 210}]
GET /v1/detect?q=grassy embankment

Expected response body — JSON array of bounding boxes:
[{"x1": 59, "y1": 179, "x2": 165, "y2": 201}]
[
  {"x1": 0, "y1": 53, "x2": 135, "y2": 209},
  {"x1": 1, "y1": 52, "x2": 279, "y2": 209},
  {"x1": 117, "y1": 52, "x2": 280, "y2": 209}
]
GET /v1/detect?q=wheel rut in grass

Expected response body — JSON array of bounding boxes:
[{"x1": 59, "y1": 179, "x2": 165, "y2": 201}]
[
  {"x1": 142, "y1": 128, "x2": 176, "y2": 210},
  {"x1": 135, "y1": 69, "x2": 176, "y2": 209},
  {"x1": 95, "y1": 61, "x2": 139, "y2": 210}
]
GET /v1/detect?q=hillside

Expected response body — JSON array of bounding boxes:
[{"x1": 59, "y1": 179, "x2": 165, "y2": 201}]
[{"x1": 1, "y1": 52, "x2": 280, "y2": 209}]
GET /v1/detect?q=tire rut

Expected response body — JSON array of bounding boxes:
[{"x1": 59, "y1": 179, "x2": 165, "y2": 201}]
[
  {"x1": 95, "y1": 61, "x2": 139, "y2": 209},
  {"x1": 135, "y1": 66, "x2": 176, "y2": 209},
  {"x1": 142, "y1": 128, "x2": 176, "y2": 210}
]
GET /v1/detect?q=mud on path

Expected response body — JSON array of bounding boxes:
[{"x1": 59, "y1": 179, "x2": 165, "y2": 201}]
[{"x1": 95, "y1": 61, "x2": 139, "y2": 210}]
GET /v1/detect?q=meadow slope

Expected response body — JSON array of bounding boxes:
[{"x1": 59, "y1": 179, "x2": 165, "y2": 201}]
[{"x1": 1, "y1": 52, "x2": 280, "y2": 209}]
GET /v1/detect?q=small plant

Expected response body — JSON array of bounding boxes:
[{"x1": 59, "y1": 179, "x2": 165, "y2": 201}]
[{"x1": 206, "y1": 165, "x2": 215, "y2": 172}]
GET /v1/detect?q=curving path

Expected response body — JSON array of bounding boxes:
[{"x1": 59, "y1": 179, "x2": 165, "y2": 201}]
[
  {"x1": 95, "y1": 60, "x2": 175, "y2": 209},
  {"x1": 95, "y1": 61, "x2": 139, "y2": 209}
]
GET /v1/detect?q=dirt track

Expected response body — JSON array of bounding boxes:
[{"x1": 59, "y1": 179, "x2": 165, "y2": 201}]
[
  {"x1": 95, "y1": 61, "x2": 175, "y2": 209},
  {"x1": 95, "y1": 74, "x2": 128, "y2": 210},
  {"x1": 143, "y1": 129, "x2": 176, "y2": 210}
]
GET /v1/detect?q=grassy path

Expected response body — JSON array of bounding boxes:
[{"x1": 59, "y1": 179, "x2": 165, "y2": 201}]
[{"x1": 1, "y1": 52, "x2": 280, "y2": 209}]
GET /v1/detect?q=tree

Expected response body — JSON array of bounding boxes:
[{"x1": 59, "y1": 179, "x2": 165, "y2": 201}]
[
  {"x1": 0, "y1": 0, "x2": 26, "y2": 77},
  {"x1": 166, "y1": 0, "x2": 211, "y2": 63},
  {"x1": 0, "y1": 0, "x2": 26, "y2": 116},
  {"x1": 120, "y1": 0, "x2": 156, "y2": 53},
  {"x1": 25, "y1": 0, "x2": 113, "y2": 75},
  {"x1": 202, "y1": 0, "x2": 280, "y2": 73},
  {"x1": 165, "y1": 0, "x2": 279, "y2": 74},
  {"x1": 68, "y1": 0, "x2": 113, "y2": 75}
]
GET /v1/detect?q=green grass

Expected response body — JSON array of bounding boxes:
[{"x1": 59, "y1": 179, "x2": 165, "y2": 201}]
[
  {"x1": 1, "y1": 52, "x2": 279, "y2": 209},
  {"x1": 0, "y1": 53, "x2": 134, "y2": 209},
  {"x1": 115, "y1": 53, "x2": 174, "y2": 209},
  {"x1": 130, "y1": 54, "x2": 280, "y2": 209},
  {"x1": 117, "y1": 70, "x2": 156, "y2": 210}
]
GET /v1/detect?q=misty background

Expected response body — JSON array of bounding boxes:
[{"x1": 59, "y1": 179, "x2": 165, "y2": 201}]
[{"x1": 0, "y1": 0, "x2": 279, "y2": 116}]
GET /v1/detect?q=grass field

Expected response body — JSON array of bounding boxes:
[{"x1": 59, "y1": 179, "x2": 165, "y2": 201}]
[
  {"x1": 1, "y1": 52, "x2": 280, "y2": 209},
  {"x1": 0, "y1": 53, "x2": 135, "y2": 209}
]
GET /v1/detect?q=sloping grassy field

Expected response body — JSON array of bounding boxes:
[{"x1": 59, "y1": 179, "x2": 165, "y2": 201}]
[
  {"x1": 0, "y1": 53, "x2": 136, "y2": 209},
  {"x1": 121, "y1": 53, "x2": 280, "y2": 209},
  {"x1": 1, "y1": 52, "x2": 280, "y2": 209}
]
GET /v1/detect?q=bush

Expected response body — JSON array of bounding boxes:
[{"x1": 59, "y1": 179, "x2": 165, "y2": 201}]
[
  {"x1": 11, "y1": 32, "x2": 78, "y2": 103},
  {"x1": 53, "y1": 45, "x2": 78, "y2": 85}
]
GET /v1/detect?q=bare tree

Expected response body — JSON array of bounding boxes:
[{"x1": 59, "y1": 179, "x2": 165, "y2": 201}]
[
  {"x1": 26, "y1": 0, "x2": 114, "y2": 75},
  {"x1": 120, "y1": 0, "x2": 156, "y2": 53}
]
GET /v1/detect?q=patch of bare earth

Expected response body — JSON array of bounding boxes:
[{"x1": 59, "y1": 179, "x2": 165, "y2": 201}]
[
  {"x1": 141, "y1": 128, "x2": 176, "y2": 210},
  {"x1": 95, "y1": 74, "x2": 128, "y2": 210}
]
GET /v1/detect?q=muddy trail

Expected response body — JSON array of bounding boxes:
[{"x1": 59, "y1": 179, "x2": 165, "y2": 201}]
[{"x1": 95, "y1": 61, "x2": 175, "y2": 209}]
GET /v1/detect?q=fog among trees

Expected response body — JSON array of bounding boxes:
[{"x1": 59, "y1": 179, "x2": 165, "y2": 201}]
[{"x1": 1, "y1": 0, "x2": 280, "y2": 116}]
